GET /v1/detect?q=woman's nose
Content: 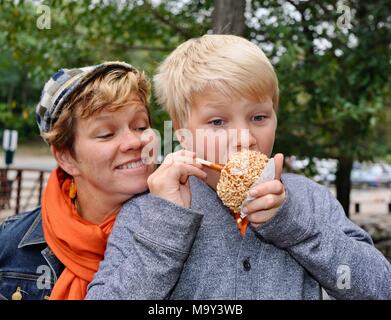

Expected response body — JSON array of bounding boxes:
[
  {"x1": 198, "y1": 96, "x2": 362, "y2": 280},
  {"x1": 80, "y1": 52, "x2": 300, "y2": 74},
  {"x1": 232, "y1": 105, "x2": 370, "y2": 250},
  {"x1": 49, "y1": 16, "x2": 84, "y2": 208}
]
[{"x1": 119, "y1": 129, "x2": 143, "y2": 152}]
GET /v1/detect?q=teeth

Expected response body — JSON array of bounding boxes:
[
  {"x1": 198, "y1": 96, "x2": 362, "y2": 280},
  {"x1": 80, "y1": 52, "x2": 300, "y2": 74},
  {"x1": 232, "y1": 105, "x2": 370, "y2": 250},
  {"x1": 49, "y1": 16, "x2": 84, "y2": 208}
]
[
  {"x1": 127, "y1": 160, "x2": 144, "y2": 169},
  {"x1": 118, "y1": 160, "x2": 144, "y2": 170}
]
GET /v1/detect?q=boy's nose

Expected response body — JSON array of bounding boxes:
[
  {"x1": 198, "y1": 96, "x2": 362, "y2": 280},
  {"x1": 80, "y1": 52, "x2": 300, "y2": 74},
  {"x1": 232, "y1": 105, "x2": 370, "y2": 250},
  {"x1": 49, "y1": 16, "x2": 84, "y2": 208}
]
[{"x1": 230, "y1": 127, "x2": 257, "y2": 150}]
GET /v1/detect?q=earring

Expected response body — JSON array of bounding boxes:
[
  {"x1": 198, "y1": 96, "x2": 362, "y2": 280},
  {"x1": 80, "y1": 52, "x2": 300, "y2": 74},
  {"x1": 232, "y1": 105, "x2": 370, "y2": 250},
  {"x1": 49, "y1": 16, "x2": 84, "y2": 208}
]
[{"x1": 69, "y1": 179, "x2": 77, "y2": 199}]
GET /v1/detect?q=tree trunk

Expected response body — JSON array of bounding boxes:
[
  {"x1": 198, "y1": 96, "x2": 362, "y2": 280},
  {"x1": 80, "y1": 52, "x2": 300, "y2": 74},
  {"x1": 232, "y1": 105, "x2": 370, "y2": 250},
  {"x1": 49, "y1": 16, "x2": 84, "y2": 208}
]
[
  {"x1": 212, "y1": 0, "x2": 246, "y2": 36},
  {"x1": 335, "y1": 156, "x2": 353, "y2": 218}
]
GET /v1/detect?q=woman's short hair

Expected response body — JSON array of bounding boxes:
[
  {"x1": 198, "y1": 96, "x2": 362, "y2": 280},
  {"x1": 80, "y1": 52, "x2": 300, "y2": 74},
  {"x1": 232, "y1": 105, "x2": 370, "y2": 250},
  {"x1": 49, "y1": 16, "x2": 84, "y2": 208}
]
[{"x1": 42, "y1": 66, "x2": 150, "y2": 157}]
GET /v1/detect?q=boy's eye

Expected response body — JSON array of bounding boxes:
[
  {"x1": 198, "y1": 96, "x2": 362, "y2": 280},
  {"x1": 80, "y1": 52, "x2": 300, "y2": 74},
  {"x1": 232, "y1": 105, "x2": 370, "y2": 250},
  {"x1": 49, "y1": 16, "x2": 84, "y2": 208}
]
[
  {"x1": 208, "y1": 119, "x2": 224, "y2": 127},
  {"x1": 252, "y1": 115, "x2": 266, "y2": 122}
]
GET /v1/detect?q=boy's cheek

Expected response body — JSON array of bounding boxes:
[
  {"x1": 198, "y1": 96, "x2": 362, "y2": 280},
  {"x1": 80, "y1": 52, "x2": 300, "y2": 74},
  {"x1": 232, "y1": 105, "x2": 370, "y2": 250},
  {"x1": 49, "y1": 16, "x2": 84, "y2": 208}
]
[{"x1": 194, "y1": 138, "x2": 228, "y2": 164}]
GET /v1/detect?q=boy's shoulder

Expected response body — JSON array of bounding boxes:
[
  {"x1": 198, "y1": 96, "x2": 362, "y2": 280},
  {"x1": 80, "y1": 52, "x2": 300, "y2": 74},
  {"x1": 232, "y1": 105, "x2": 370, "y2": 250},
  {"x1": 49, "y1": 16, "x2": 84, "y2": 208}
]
[
  {"x1": 119, "y1": 192, "x2": 150, "y2": 224},
  {"x1": 281, "y1": 173, "x2": 343, "y2": 220},
  {"x1": 122, "y1": 191, "x2": 149, "y2": 209},
  {"x1": 281, "y1": 172, "x2": 331, "y2": 195},
  {"x1": 281, "y1": 172, "x2": 341, "y2": 212}
]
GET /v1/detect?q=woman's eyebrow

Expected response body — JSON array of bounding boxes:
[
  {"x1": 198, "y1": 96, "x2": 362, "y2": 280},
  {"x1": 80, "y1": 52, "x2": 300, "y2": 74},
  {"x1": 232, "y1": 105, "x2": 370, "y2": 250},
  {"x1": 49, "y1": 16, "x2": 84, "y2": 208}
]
[
  {"x1": 92, "y1": 107, "x2": 148, "y2": 122},
  {"x1": 134, "y1": 108, "x2": 149, "y2": 115},
  {"x1": 93, "y1": 114, "x2": 113, "y2": 122}
]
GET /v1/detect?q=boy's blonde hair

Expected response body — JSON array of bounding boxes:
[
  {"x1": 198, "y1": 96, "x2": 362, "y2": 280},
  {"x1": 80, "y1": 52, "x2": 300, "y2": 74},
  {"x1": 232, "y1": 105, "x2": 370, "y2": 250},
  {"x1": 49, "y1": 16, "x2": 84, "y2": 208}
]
[{"x1": 153, "y1": 34, "x2": 279, "y2": 126}]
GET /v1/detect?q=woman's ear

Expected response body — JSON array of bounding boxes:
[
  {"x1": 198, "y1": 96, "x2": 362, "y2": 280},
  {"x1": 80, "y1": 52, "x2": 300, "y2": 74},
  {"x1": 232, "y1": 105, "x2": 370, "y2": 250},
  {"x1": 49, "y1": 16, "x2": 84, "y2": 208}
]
[{"x1": 50, "y1": 145, "x2": 80, "y2": 176}]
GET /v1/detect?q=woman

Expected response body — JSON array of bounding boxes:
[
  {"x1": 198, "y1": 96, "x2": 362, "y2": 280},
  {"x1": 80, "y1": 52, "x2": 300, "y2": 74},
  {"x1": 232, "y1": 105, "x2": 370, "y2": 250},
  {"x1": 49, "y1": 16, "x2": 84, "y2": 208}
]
[{"x1": 0, "y1": 61, "x2": 155, "y2": 300}]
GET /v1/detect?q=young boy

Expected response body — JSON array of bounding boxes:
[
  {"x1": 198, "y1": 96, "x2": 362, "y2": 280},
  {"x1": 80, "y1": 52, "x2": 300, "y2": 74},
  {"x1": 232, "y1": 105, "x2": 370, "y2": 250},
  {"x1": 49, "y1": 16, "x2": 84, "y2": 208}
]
[{"x1": 86, "y1": 35, "x2": 391, "y2": 299}]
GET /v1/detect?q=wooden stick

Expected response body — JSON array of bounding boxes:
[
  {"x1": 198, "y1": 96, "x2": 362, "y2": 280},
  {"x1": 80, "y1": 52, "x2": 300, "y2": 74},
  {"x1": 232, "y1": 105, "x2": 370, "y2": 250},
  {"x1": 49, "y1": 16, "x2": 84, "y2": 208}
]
[{"x1": 196, "y1": 158, "x2": 224, "y2": 171}]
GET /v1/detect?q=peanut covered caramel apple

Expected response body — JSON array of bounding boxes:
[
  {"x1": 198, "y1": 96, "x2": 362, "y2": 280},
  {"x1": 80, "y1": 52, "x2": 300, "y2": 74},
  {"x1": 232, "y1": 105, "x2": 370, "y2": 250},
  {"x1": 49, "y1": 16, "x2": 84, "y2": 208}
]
[{"x1": 216, "y1": 150, "x2": 269, "y2": 212}]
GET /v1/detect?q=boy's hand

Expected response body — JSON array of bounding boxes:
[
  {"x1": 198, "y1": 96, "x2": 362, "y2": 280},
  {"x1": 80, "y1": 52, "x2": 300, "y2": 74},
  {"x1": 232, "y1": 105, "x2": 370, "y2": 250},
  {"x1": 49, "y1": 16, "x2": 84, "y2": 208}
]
[
  {"x1": 147, "y1": 150, "x2": 207, "y2": 208},
  {"x1": 242, "y1": 153, "x2": 285, "y2": 228}
]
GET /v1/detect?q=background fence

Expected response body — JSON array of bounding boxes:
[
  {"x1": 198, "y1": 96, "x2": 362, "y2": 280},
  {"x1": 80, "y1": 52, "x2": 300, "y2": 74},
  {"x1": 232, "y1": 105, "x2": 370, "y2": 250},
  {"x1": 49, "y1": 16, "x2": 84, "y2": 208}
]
[{"x1": 0, "y1": 167, "x2": 50, "y2": 222}]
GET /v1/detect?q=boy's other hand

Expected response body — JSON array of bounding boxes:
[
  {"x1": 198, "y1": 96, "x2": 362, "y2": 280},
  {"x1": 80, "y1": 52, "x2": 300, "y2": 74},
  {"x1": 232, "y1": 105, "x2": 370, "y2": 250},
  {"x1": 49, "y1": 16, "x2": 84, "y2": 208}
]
[
  {"x1": 242, "y1": 153, "x2": 285, "y2": 228},
  {"x1": 147, "y1": 150, "x2": 207, "y2": 208}
]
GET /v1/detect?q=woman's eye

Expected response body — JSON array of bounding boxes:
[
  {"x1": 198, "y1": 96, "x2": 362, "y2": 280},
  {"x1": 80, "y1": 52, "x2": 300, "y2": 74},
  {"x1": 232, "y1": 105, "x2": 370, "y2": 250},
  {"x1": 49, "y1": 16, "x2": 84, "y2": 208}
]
[
  {"x1": 97, "y1": 133, "x2": 113, "y2": 139},
  {"x1": 252, "y1": 115, "x2": 266, "y2": 122},
  {"x1": 208, "y1": 119, "x2": 224, "y2": 126},
  {"x1": 133, "y1": 118, "x2": 149, "y2": 132}
]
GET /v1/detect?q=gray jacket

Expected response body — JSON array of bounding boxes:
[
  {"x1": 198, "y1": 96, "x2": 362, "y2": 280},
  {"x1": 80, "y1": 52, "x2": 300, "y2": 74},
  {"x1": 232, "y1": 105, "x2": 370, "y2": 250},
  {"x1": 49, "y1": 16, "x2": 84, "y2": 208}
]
[{"x1": 86, "y1": 174, "x2": 391, "y2": 300}]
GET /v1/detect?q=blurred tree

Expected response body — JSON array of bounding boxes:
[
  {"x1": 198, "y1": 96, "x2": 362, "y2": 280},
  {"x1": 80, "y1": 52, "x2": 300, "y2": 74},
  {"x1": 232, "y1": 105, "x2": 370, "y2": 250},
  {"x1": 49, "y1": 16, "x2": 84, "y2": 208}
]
[
  {"x1": 213, "y1": 0, "x2": 245, "y2": 35},
  {"x1": 0, "y1": 0, "x2": 211, "y2": 133},
  {"x1": 200, "y1": 0, "x2": 390, "y2": 216},
  {"x1": 248, "y1": 0, "x2": 391, "y2": 216}
]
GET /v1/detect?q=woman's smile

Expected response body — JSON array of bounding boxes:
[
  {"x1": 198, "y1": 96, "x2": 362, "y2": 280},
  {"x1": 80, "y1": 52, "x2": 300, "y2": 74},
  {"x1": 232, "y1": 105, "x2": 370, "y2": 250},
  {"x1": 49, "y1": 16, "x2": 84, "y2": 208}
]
[{"x1": 115, "y1": 158, "x2": 148, "y2": 174}]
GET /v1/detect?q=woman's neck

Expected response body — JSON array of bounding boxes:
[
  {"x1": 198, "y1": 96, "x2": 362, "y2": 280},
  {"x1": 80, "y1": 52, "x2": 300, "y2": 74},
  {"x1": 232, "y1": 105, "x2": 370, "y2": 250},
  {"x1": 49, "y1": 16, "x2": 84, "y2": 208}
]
[{"x1": 75, "y1": 188, "x2": 122, "y2": 225}]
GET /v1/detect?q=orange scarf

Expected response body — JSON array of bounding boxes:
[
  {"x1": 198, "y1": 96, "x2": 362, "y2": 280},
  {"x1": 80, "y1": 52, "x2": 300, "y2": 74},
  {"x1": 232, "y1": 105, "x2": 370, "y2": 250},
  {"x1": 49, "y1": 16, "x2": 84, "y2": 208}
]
[
  {"x1": 230, "y1": 210, "x2": 249, "y2": 236},
  {"x1": 41, "y1": 168, "x2": 117, "y2": 300}
]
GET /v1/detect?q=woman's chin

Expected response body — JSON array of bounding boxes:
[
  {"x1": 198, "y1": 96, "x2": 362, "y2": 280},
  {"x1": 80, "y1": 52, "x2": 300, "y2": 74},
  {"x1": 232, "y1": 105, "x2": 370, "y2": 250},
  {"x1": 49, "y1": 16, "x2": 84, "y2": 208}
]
[{"x1": 122, "y1": 183, "x2": 149, "y2": 197}]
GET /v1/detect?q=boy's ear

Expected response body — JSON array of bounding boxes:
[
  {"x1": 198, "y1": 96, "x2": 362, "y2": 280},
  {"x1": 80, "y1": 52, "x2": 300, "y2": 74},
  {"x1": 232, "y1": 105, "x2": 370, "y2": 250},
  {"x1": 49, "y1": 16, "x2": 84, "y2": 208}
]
[
  {"x1": 173, "y1": 119, "x2": 188, "y2": 149},
  {"x1": 50, "y1": 145, "x2": 81, "y2": 177},
  {"x1": 172, "y1": 118, "x2": 180, "y2": 131},
  {"x1": 174, "y1": 127, "x2": 193, "y2": 151},
  {"x1": 174, "y1": 129, "x2": 186, "y2": 148}
]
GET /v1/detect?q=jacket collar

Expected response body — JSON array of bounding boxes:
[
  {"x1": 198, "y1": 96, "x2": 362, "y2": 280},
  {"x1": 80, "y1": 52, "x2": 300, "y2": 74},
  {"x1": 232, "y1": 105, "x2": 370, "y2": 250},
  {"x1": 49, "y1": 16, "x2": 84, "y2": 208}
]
[{"x1": 18, "y1": 209, "x2": 46, "y2": 248}]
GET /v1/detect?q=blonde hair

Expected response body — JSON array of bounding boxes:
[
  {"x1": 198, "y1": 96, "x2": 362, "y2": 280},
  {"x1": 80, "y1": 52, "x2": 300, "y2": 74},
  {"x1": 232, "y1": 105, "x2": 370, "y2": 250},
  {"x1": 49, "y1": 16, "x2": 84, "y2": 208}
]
[
  {"x1": 43, "y1": 67, "x2": 150, "y2": 157},
  {"x1": 153, "y1": 34, "x2": 279, "y2": 126}
]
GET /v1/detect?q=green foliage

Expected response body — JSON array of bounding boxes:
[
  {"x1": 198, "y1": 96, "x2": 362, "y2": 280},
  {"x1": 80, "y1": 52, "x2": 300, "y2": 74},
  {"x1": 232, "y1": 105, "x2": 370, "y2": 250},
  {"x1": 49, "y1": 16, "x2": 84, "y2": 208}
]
[
  {"x1": 248, "y1": 0, "x2": 391, "y2": 161},
  {"x1": 0, "y1": 102, "x2": 39, "y2": 143},
  {"x1": 0, "y1": 0, "x2": 389, "y2": 163},
  {"x1": 0, "y1": 0, "x2": 213, "y2": 140}
]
